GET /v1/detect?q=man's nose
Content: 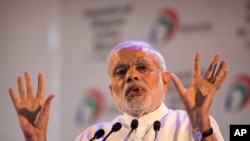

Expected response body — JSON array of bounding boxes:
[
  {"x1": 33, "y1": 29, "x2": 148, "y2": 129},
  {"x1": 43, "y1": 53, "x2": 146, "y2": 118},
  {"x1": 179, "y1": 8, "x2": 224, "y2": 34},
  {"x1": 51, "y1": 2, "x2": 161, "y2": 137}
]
[{"x1": 126, "y1": 68, "x2": 139, "y2": 82}]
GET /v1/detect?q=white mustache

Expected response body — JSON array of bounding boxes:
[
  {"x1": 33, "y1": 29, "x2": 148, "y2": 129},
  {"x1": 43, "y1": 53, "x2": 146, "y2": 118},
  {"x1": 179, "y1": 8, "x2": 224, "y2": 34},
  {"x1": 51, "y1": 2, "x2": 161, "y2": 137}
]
[{"x1": 124, "y1": 83, "x2": 148, "y2": 96}]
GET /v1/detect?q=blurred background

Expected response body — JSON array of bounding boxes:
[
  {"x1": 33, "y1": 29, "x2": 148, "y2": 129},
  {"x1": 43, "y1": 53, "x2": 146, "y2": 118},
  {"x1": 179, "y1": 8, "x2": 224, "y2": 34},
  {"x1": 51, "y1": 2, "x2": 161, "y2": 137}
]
[{"x1": 0, "y1": 0, "x2": 250, "y2": 140}]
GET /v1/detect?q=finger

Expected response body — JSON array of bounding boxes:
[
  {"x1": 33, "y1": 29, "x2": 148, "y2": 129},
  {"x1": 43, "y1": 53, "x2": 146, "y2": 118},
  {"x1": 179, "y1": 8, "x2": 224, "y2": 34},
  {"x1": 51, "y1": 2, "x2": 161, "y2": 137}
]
[
  {"x1": 215, "y1": 60, "x2": 227, "y2": 79},
  {"x1": 212, "y1": 60, "x2": 227, "y2": 88},
  {"x1": 170, "y1": 73, "x2": 186, "y2": 97},
  {"x1": 204, "y1": 53, "x2": 220, "y2": 79},
  {"x1": 215, "y1": 69, "x2": 228, "y2": 88},
  {"x1": 193, "y1": 52, "x2": 201, "y2": 81},
  {"x1": 41, "y1": 94, "x2": 56, "y2": 115},
  {"x1": 34, "y1": 94, "x2": 56, "y2": 130},
  {"x1": 17, "y1": 76, "x2": 27, "y2": 100},
  {"x1": 24, "y1": 71, "x2": 35, "y2": 98},
  {"x1": 9, "y1": 88, "x2": 20, "y2": 110},
  {"x1": 37, "y1": 73, "x2": 45, "y2": 98}
]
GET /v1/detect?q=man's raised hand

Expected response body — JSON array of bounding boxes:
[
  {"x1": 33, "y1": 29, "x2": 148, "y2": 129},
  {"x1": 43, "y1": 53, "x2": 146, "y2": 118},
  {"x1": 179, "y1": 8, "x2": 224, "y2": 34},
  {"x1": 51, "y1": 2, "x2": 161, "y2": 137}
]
[{"x1": 9, "y1": 72, "x2": 55, "y2": 141}]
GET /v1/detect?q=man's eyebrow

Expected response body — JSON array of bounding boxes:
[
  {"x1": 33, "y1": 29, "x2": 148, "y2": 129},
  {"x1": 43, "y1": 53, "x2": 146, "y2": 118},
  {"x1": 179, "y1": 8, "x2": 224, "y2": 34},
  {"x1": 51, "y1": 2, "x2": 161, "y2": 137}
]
[{"x1": 112, "y1": 63, "x2": 127, "y2": 72}]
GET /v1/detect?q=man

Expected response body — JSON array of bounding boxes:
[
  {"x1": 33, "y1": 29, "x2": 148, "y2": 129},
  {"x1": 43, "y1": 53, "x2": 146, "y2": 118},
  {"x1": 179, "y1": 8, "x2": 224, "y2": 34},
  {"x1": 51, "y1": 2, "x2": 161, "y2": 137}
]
[{"x1": 9, "y1": 40, "x2": 228, "y2": 141}]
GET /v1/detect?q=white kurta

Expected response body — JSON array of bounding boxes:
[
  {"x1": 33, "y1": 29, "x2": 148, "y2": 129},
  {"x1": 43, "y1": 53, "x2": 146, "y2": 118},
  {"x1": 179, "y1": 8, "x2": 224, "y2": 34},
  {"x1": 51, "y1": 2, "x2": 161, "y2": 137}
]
[{"x1": 75, "y1": 103, "x2": 224, "y2": 141}]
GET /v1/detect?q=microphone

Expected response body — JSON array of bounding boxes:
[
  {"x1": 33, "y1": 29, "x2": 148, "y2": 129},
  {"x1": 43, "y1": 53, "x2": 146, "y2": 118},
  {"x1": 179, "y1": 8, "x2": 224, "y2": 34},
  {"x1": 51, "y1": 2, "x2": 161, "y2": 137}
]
[
  {"x1": 124, "y1": 119, "x2": 139, "y2": 141},
  {"x1": 102, "y1": 122, "x2": 122, "y2": 141},
  {"x1": 89, "y1": 129, "x2": 105, "y2": 141},
  {"x1": 153, "y1": 120, "x2": 161, "y2": 141}
]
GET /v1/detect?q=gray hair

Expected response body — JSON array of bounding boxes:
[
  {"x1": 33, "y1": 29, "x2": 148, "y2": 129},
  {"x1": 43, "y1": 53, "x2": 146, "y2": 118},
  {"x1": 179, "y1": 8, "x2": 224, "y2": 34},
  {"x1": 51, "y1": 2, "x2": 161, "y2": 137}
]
[{"x1": 107, "y1": 40, "x2": 167, "y2": 73}]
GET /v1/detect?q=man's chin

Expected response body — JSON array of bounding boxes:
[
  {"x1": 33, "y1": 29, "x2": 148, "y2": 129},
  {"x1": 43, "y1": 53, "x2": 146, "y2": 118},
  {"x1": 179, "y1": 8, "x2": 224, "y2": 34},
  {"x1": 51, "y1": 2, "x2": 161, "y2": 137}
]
[{"x1": 124, "y1": 104, "x2": 151, "y2": 116}]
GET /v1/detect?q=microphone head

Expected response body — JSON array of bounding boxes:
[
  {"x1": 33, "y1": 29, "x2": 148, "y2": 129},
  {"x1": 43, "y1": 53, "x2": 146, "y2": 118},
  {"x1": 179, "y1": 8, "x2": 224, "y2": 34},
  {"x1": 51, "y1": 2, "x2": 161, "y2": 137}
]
[
  {"x1": 131, "y1": 119, "x2": 138, "y2": 130},
  {"x1": 153, "y1": 120, "x2": 161, "y2": 131},
  {"x1": 112, "y1": 122, "x2": 122, "y2": 132},
  {"x1": 95, "y1": 129, "x2": 105, "y2": 139}
]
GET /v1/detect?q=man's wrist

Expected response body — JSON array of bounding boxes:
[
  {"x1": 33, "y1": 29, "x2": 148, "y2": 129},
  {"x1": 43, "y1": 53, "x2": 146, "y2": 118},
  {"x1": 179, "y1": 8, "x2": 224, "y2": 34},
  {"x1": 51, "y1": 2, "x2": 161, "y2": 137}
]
[
  {"x1": 192, "y1": 127, "x2": 213, "y2": 141},
  {"x1": 191, "y1": 114, "x2": 211, "y2": 130}
]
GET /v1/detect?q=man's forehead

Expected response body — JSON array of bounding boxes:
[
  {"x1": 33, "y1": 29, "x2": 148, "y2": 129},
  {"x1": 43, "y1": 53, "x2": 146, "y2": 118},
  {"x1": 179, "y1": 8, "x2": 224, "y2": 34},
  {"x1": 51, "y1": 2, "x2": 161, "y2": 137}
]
[
  {"x1": 114, "y1": 57, "x2": 152, "y2": 66},
  {"x1": 109, "y1": 47, "x2": 160, "y2": 68},
  {"x1": 111, "y1": 46, "x2": 156, "y2": 58},
  {"x1": 110, "y1": 48, "x2": 157, "y2": 64},
  {"x1": 107, "y1": 41, "x2": 167, "y2": 74}
]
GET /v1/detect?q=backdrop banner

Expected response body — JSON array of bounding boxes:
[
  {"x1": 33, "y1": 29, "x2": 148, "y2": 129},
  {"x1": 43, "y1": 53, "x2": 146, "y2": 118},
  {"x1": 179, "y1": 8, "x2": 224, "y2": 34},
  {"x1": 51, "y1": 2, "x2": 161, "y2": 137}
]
[
  {"x1": 1, "y1": 0, "x2": 249, "y2": 141},
  {"x1": 61, "y1": 1, "x2": 250, "y2": 141}
]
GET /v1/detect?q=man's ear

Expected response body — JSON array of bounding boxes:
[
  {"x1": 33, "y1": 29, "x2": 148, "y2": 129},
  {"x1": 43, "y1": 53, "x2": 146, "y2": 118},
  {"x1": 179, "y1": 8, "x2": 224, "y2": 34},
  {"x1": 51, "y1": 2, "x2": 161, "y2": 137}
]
[
  {"x1": 162, "y1": 71, "x2": 170, "y2": 92},
  {"x1": 109, "y1": 84, "x2": 114, "y2": 97}
]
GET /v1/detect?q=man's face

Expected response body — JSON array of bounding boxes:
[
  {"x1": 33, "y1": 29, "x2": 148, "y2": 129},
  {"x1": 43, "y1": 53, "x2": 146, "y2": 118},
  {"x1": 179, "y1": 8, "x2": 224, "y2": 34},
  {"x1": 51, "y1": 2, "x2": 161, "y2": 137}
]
[{"x1": 108, "y1": 47, "x2": 169, "y2": 117}]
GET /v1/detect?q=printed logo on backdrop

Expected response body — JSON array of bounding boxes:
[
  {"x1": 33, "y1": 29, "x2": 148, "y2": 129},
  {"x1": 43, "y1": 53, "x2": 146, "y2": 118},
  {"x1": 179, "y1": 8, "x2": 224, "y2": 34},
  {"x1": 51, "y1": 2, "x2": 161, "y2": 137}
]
[
  {"x1": 75, "y1": 88, "x2": 106, "y2": 126},
  {"x1": 148, "y1": 7, "x2": 213, "y2": 48},
  {"x1": 83, "y1": 3, "x2": 134, "y2": 61},
  {"x1": 225, "y1": 73, "x2": 250, "y2": 113},
  {"x1": 148, "y1": 8, "x2": 180, "y2": 47},
  {"x1": 237, "y1": 0, "x2": 250, "y2": 49}
]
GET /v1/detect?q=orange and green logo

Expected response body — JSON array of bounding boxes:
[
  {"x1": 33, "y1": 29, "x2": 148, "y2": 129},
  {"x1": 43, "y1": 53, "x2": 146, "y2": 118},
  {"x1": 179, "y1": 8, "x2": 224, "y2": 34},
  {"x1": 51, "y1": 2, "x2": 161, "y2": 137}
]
[
  {"x1": 225, "y1": 74, "x2": 250, "y2": 112},
  {"x1": 148, "y1": 8, "x2": 180, "y2": 46},
  {"x1": 75, "y1": 88, "x2": 106, "y2": 126}
]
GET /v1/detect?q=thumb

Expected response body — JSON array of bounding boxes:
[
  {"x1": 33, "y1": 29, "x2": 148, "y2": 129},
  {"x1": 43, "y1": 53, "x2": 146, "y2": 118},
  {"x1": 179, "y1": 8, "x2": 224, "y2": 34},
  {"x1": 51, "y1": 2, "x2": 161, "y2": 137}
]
[
  {"x1": 42, "y1": 94, "x2": 56, "y2": 115},
  {"x1": 34, "y1": 94, "x2": 56, "y2": 130},
  {"x1": 170, "y1": 73, "x2": 186, "y2": 97}
]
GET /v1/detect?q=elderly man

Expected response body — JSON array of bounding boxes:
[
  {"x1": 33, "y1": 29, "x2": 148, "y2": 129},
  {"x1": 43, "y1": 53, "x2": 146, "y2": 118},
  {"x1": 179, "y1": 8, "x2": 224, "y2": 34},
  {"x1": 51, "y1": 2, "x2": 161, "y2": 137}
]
[{"x1": 9, "y1": 40, "x2": 227, "y2": 141}]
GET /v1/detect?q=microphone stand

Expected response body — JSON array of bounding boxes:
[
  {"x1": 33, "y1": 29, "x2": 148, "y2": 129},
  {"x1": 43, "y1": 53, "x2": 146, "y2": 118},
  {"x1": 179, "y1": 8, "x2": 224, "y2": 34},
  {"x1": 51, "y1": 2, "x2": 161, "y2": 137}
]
[
  {"x1": 89, "y1": 129, "x2": 105, "y2": 141},
  {"x1": 102, "y1": 122, "x2": 122, "y2": 141},
  {"x1": 124, "y1": 119, "x2": 139, "y2": 141},
  {"x1": 153, "y1": 120, "x2": 161, "y2": 141}
]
